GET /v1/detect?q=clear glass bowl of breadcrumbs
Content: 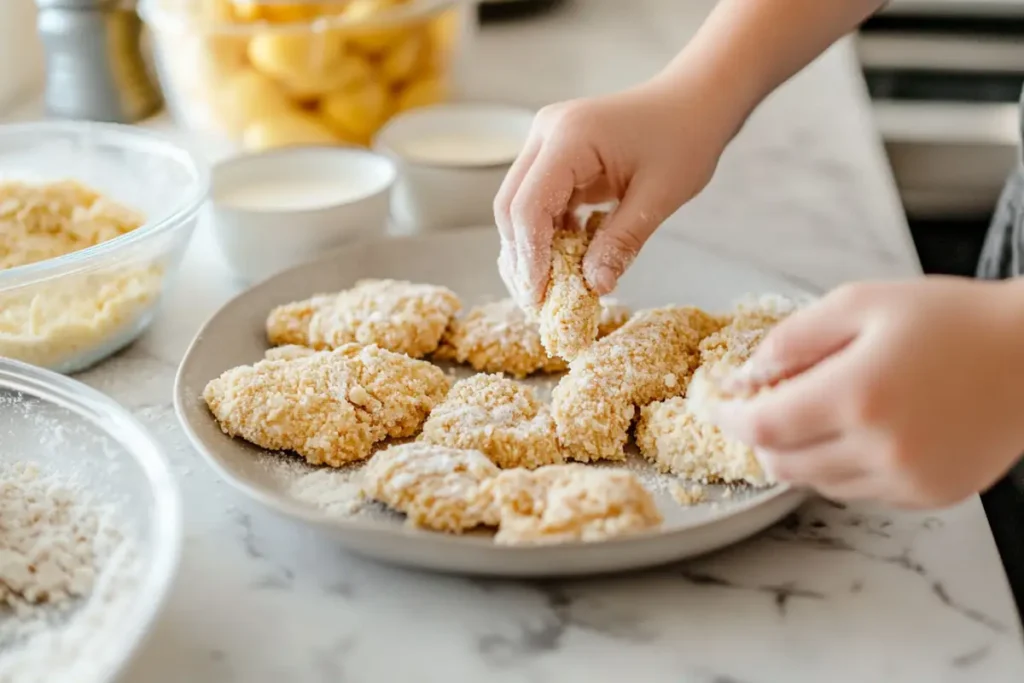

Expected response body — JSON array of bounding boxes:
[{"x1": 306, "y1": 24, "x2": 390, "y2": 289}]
[
  {"x1": 0, "y1": 358, "x2": 181, "y2": 682},
  {"x1": 0, "y1": 122, "x2": 209, "y2": 373}
]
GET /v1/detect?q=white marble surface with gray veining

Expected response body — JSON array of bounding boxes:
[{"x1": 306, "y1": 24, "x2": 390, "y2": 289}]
[{"x1": 10, "y1": 1, "x2": 1024, "y2": 681}]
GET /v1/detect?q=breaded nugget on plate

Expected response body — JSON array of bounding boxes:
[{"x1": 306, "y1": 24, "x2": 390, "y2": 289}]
[
  {"x1": 551, "y1": 306, "x2": 723, "y2": 462},
  {"x1": 532, "y1": 212, "x2": 606, "y2": 361},
  {"x1": 635, "y1": 397, "x2": 770, "y2": 486},
  {"x1": 596, "y1": 298, "x2": 631, "y2": 337},
  {"x1": 203, "y1": 344, "x2": 450, "y2": 467},
  {"x1": 263, "y1": 294, "x2": 336, "y2": 347},
  {"x1": 362, "y1": 442, "x2": 500, "y2": 532},
  {"x1": 434, "y1": 297, "x2": 630, "y2": 378},
  {"x1": 486, "y1": 464, "x2": 663, "y2": 545},
  {"x1": 420, "y1": 374, "x2": 563, "y2": 469},
  {"x1": 263, "y1": 344, "x2": 317, "y2": 361},
  {"x1": 266, "y1": 279, "x2": 461, "y2": 358}
]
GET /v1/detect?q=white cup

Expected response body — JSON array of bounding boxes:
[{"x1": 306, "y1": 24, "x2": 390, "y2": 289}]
[
  {"x1": 374, "y1": 103, "x2": 535, "y2": 233},
  {"x1": 208, "y1": 146, "x2": 396, "y2": 284}
]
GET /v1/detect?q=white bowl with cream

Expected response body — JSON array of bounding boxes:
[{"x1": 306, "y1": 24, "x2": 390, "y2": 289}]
[
  {"x1": 374, "y1": 103, "x2": 534, "y2": 233},
  {"x1": 208, "y1": 146, "x2": 396, "y2": 283}
]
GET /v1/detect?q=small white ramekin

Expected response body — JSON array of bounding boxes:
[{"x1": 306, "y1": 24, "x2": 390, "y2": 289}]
[
  {"x1": 374, "y1": 102, "x2": 534, "y2": 233},
  {"x1": 207, "y1": 146, "x2": 396, "y2": 283}
]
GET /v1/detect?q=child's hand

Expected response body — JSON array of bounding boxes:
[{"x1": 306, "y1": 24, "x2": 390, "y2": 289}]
[
  {"x1": 494, "y1": 81, "x2": 732, "y2": 307},
  {"x1": 710, "y1": 278, "x2": 1024, "y2": 508}
]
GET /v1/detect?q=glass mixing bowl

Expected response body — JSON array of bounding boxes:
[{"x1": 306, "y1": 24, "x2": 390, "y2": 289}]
[
  {"x1": 0, "y1": 121, "x2": 209, "y2": 373},
  {"x1": 0, "y1": 358, "x2": 181, "y2": 682},
  {"x1": 140, "y1": 0, "x2": 468, "y2": 151}
]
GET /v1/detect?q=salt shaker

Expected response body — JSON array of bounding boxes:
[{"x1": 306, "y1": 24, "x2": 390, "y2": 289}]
[{"x1": 35, "y1": 0, "x2": 162, "y2": 123}]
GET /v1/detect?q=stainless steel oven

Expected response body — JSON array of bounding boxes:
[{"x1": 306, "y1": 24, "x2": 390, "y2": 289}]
[{"x1": 858, "y1": 0, "x2": 1024, "y2": 218}]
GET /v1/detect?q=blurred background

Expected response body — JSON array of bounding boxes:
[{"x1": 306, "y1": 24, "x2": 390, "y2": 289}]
[{"x1": 2, "y1": 0, "x2": 1022, "y2": 277}]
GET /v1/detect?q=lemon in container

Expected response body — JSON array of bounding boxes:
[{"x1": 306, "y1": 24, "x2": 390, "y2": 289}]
[{"x1": 141, "y1": 0, "x2": 470, "y2": 152}]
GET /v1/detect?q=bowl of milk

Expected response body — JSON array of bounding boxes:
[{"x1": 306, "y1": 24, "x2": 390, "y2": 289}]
[
  {"x1": 208, "y1": 146, "x2": 396, "y2": 283},
  {"x1": 374, "y1": 103, "x2": 535, "y2": 234}
]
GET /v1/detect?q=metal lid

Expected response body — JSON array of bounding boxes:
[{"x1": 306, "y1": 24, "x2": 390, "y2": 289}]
[{"x1": 35, "y1": 0, "x2": 121, "y2": 9}]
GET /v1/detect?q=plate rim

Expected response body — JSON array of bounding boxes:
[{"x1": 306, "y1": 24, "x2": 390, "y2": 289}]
[{"x1": 174, "y1": 227, "x2": 817, "y2": 555}]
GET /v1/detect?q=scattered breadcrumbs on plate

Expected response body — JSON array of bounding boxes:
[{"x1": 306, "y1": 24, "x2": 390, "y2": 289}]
[{"x1": 669, "y1": 481, "x2": 706, "y2": 507}]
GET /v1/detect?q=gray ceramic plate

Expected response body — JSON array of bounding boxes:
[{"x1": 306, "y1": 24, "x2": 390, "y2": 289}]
[{"x1": 174, "y1": 227, "x2": 812, "y2": 577}]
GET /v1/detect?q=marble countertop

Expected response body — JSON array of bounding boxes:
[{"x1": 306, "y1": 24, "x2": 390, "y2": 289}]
[{"x1": 10, "y1": 1, "x2": 1024, "y2": 680}]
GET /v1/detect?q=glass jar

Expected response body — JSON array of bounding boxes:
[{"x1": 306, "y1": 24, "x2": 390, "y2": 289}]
[{"x1": 140, "y1": 0, "x2": 469, "y2": 151}]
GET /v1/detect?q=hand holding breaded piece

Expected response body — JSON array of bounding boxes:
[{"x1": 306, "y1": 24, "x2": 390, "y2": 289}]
[
  {"x1": 636, "y1": 397, "x2": 770, "y2": 485},
  {"x1": 434, "y1": 296, "x2": 631, "y2": 378},
  {"x1": 552, "y1": 306, "x2": 723, "y2": 462},
  {"x1": 420, "y1": 374, "x2": 563, "y2": 469},
  {"x1": 203, "y1": 344, "x2": 450, "y2": 467},
  {"x1": 531, "y1": 212, "x2": 606, "y2": 361},
  {"x1": 636, "y1": 295, "x2": 799, "y2": 485},
  {"x1": 686, "y1": 294, "x2": 800, "y2": 419},
  {"x1": 266, "y1": 279, "x2": 461, "y2": 358}
]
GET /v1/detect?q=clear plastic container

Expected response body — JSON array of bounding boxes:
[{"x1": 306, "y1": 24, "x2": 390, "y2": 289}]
[
  {"x1": 0, "y1": 358, "x2": 181, "y2": 682},
  {"x1": 0, "y1": 121, "x2": 209, "y2": 373},
  {"x1": 141, "y1": 0, "x2": 469, "y2": 151}
]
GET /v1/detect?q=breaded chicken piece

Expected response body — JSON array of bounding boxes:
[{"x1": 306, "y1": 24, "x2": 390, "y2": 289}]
[
  {"x1": 203, "y1": 344, "x2": 450, "y2": 467},
  {"x1": 532, "y1": 212, "x2": 606, "y2": 361},
  {"x1": 636, "y1": 397, "x2": 770, "y2": 486},
  {"x1": 263, "y1": 294, "x2": 336, "y2": 347},
  {"x1": 551, "y1": 306, "x2": 724, "y2": 462},
  {"x1": 362, "y1": 442, "x2": 500, "y2": 532},
  {"x1": 420, "y1": 374, "x2": 563, "y2": 469},
  {"x1": 686, "y1": 293, "x2": 799, "y2": 421},
  {"x1": 434, "y1": 297, "x2": 631, "y2": 378},
  {"x1": 597, "y1": 298, "x2": 631, "y2": 337},
  {"x1": 636, "y1": 295, "x2": 799, "y2": 486},
  {"x1": 263, "y1": 344, "x2": 317, "y2": 361},
  {"x1": 266, "y1": 279, "x2": 461, "y2": 358},
  {"x1": 486, "y1": 464, "x2": 662, "y2": 545}
]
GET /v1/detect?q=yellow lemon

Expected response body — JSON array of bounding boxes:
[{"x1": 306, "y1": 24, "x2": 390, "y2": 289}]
[
  {"x1": 342, "y1": 0, "x2": 411, "y2": 54},
  {"x1": 216, "y1": 69, "x2": 293, "y2": 134},
  {"x1": 229, "y1": 1, "x2": 264, "y2": 21},
  {"x1": 248, "y1": 30, "x2": 360, "y2": 99},
  {"x1": 204, "y1": 32, "x2": 250, "y2": 74},
  {"x1": 243, "y1": 111, "x2": 338, "y2": 150},
  {"x1": 379, "y1": 31, "x2": 424, "y2": 85},
  {"x1": 263, "y1": 3, "x2": 322, "y2": 22},
  {"x1": 201, "y1": 0, "x2": 237, "y2": 21},
  {"x1": 320, "y1": 78, "x2": 391, "y2": 141},
  {"x1": 424, "y1": 8, "x2": 460, "y2": 72},
  {"x1": 395, "y1": 75, "x2": 446, "y2": 113},
  {"x1": 428, "y1": 7, "x2": 460, "y2": 53}
]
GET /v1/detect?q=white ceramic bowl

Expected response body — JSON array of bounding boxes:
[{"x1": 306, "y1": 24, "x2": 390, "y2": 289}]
[
  {"x1": 208, "y1": 146, "x2": 396, "y2": 284},
  {"x1": 374, "y1": 102, "x2": 534, "y2": 233},
  {"x1": 0, "y1": 358, "x2": 181, "y2": 682}
]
